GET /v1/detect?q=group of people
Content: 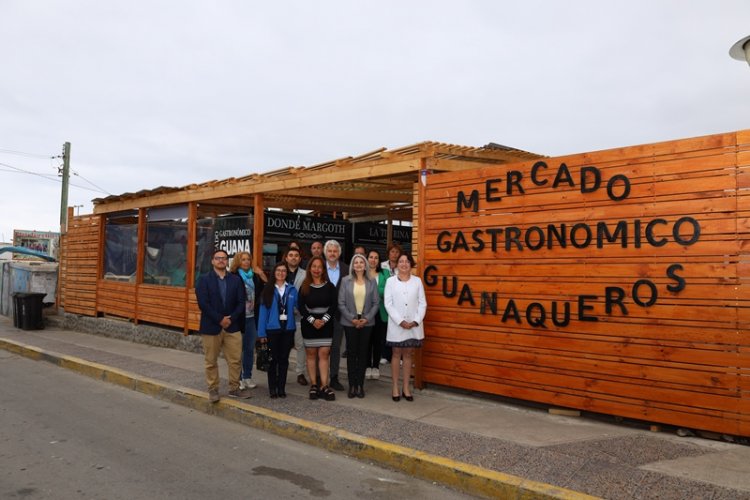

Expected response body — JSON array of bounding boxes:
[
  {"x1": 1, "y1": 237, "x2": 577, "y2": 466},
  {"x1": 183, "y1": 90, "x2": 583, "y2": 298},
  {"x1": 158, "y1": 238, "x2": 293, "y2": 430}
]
[{"x1": 195, "y1": 240, "x2": 427, "y2": 404}]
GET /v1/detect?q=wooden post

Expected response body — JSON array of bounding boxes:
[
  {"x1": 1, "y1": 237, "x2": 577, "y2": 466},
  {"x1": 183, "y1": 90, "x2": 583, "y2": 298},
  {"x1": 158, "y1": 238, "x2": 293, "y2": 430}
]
[
  {"x1": 253, "y1": 194, "x2": 265, "y2": 270},
  {"x1": 414, "y1": 158, "x2": 427, "y2": 389},
  {"x1": 95, "y1": 214, "x2": 106, "y2": 316},
  {"x1": 386, "y1": 210, "x2": 393, "y2": 249},
  {"x1": 184, "y1": 202, "x2": 198, "y2": 335},
  {"x1": 134, "y1": 207, "x2": 146, "y2": 325}
]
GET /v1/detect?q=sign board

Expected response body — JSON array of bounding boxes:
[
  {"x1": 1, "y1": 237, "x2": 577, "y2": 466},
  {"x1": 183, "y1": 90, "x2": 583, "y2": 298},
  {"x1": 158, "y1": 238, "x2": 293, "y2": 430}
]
[
  {"x1": 13, "y1": 230, "x2": 59, "y2": 260},
  {"x1": 420, "y1": 130, "x2": 750, "y2": 436}
]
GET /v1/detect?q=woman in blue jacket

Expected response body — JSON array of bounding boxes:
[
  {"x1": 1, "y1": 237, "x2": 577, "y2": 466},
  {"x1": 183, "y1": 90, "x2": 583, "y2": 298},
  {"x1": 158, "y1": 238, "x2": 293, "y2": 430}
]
[{"x1": 258, "y1": 262, "x2": 298, "y2": 398}]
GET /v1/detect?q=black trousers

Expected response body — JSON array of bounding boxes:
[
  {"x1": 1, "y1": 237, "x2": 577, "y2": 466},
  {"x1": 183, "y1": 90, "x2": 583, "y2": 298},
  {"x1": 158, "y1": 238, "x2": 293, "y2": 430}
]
[
  {"x1": 368, "y1": 315, "x2": 386, "y2": 368},
  {"x1": 344, "y1": 325, "x2": 372, "y2": 388},
  {"x1": 329, "y1": 318, "x2": 344, "y2": 379},
  {"x1": 266, "y1": 329, "x2": 294, "y2": 395}
]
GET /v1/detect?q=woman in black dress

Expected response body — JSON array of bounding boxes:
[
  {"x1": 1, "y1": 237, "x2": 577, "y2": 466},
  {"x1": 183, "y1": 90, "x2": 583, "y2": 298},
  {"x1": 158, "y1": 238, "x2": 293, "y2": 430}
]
[{"x1": 297, "y1": 256, "x2": 338, "y2": 401}]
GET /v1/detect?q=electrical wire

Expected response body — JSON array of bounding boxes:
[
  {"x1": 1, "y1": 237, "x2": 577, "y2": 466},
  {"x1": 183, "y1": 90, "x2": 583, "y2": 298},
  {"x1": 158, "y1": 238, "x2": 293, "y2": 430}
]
[
  {"x1": 72, "y1": 170, "x2": 111, "y2": 195},
  {"x1": 0, "y1": 148, "x2": 57, "y2": 159},
  {"x1": 0, "y1": 161, "x2": 108, "y2": 194},
  {"x1": 1, "y1": 146, "x2": 112, "y2": 195}
]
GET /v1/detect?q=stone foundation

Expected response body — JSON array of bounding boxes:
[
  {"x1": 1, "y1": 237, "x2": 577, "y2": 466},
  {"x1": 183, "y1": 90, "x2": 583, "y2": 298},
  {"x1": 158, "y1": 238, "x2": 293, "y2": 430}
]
[{"x1": 47, "y1": 311, "x2": 203, "y2": 354}]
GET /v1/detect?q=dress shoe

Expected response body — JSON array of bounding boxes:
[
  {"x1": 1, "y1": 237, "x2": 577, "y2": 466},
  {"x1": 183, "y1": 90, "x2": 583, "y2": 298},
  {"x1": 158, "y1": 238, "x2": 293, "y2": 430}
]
[
  {"x1": 297, "y1": 374, "x2": 308, "y2": 386},
  {"x1": 278, "y1": 391, "x2": 287, "y2": 398},
  {"x1": 392, "y1": 394, "x2": 400, "y2": 402},
  {"x1": 402, "y1": 392, "x2": 414, "y2": 402},
  {"x1": 356, "y1": 386, "x2": 365, "y2": 399},
  {"x1": 348, "y1": 386, "x2": 356, "y2": 399},
  {"x1": 329, "y1": 377, "x2": 345, "y2": 391}
]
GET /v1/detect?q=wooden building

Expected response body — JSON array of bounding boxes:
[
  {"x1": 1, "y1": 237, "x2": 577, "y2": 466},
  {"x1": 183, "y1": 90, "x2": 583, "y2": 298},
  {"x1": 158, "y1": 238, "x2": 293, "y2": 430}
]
[
  {"x1": 59, "y1": 141, "x2": 540, "y2": 332},
  {"x1": 59, "y1": 131, "x2": 750, "y2": 437}
]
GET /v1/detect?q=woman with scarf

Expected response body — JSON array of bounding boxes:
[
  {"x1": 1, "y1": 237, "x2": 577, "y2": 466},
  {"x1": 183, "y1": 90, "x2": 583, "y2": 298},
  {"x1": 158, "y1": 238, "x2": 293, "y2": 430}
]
[{"x1": 230, "y1": 251, "x2": 267, "y2": 390}]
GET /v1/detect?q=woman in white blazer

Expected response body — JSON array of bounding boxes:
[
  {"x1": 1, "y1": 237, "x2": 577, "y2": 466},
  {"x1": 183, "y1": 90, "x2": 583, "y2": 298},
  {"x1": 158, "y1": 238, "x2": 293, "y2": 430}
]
[{"x1": 384, "y1": 253, "x2": 427, "y2": 402}]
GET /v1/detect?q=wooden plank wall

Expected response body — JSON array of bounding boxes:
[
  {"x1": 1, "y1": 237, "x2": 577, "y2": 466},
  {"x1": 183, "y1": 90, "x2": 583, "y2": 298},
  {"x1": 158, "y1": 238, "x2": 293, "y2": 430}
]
[
  {"x1": 60, "y1": 214, "x2": 100, "y2": 315},
  {"x1": 188, "y1": 291, "x2": 200, "y2": 332},
  {"x1": 420, "y1": 130, "x2": 750, "y2": 436},
  {"x1": 135, "y1": 284, "x2": 187, "y2": 329},
  {"x1": 97, "y1": 280, "x2": 136, "y2": 319}
]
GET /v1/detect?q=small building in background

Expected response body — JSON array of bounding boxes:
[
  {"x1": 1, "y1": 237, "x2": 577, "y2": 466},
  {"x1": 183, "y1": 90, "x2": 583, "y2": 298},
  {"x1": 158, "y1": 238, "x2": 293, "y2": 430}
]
[{"x1": 12, "y1": 230, "x2": 59, "y2": 261}]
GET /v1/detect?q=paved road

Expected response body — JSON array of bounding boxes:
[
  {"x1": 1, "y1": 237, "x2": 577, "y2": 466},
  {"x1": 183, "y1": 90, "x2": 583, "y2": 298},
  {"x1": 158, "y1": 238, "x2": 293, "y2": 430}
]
[{"x1": 0, "y1": 351, "x2": 474, "y2": 499}]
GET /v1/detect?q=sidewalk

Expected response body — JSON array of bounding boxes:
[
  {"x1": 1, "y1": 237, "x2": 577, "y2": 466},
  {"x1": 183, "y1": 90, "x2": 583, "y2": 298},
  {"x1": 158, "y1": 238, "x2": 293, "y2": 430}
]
[{"x1": 1, "y1": 316, "x2": 749, "y2": 499}]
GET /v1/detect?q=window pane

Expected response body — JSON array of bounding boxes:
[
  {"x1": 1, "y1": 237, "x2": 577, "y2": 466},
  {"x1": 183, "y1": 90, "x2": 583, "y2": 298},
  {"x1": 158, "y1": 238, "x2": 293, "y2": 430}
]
[
  {"x1": 103, "y1": 212, "x2": 138, "y2": 282},
  {"x1": 144, "y1": 208, "x2": 187, "y2": 287}
]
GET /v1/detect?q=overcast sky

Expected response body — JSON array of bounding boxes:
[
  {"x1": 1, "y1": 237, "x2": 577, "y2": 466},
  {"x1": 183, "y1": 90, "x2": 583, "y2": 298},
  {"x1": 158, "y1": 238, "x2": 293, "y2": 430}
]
[{"x1": 1, "y1": 1, "x2": 748, "y2": 242}]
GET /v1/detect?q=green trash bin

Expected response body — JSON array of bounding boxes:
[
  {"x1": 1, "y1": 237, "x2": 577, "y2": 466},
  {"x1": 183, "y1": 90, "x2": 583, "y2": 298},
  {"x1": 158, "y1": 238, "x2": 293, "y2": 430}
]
[{"x1": 12, "y1": 292, "x2": 46, "y2": 330}]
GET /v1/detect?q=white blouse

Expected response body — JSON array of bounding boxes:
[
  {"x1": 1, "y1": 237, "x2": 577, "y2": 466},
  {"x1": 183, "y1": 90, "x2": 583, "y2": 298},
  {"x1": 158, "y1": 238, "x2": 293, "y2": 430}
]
[{"x1": 384, "y1": 274, "x2": 427, "y2": 342}]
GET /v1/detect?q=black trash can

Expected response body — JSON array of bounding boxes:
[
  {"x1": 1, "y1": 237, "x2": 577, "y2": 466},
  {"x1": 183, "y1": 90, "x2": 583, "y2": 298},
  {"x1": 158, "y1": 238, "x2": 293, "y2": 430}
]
[
  {"x1": 12, "y1": 292, "x2": 46, "y2": 330},
  {"x1": 11, "y1": 293, "x2": 21, "y2": 328}
]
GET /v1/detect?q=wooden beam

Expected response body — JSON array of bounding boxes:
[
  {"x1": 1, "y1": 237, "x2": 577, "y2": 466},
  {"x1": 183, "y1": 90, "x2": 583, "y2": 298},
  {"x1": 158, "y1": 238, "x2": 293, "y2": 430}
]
[
  {"x1": 195, "y1": 204, "x2": 253, "y2": 216},
  {"x1": 134, "y1": 207, "x2": 146, "y2": 325},
  {"x1": 271, "y1": 187, "x2": 410, "y2": 203},
  {"x1": 253, "y1": 194, "x2": 264, "y2": 270},
  {"x1": 93, "y1": 158, "x2": 423, "y2": 213},
  {"x1": 415, "y1": 159, "x2": 427, "y2": 390},
  {"x1": 426, "y1": 157, "x2": 504, "y2": 172},
  {"x1": 184, "y1": 202, "x2": 197, "y2": 335},
  {"x1": 199, "y1": 196, "x2": 255, "y2": 207}
]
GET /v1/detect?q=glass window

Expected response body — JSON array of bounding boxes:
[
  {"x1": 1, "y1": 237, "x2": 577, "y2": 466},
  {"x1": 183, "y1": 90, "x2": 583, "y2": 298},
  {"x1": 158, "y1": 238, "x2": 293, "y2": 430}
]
[
  {"x1": 144, "y1": 205, "x2": 188, "y2": 287},
  {"x1": 103, "y1": 211, "x2": 138, "y2": 282}
]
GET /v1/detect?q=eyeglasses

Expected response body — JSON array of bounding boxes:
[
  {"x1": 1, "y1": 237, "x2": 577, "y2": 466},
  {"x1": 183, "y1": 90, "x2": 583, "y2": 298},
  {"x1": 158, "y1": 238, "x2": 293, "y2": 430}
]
[{"x1": 213, "y1": 256, "x2": 228, "y2": 261}]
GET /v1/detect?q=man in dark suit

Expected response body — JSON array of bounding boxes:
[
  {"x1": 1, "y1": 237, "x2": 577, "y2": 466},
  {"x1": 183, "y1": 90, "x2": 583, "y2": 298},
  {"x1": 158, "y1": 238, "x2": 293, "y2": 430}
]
[
  {"x1": 324, "y1": 239, "x2": 349, "y2": 391},
  {"x1": 195, "y1": 249, "x2": 252, "y2": 403}
]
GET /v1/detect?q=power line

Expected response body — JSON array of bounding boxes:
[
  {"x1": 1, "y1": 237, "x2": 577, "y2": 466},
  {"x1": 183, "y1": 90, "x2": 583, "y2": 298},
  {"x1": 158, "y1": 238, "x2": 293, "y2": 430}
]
[
  {"x1": 0, "y1": 161, "x2": 60, "y2": 181},
  {"x1": 0, "y1": 161, "x2": 107, "y2": 194},
  {"x1": 0, "y1": 148, "x2": 58, "y2": 160},
  {"x1": 1, "y1": 146, "x2": 114, "y2": 196},
  {"x1": 72, "y1": 170, "x2": 111, "y2": 195}
]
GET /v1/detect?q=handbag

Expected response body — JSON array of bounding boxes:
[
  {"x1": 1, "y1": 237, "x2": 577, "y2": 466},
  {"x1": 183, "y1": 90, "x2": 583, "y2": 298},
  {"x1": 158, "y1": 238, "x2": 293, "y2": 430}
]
[{"x1": 256, "y1": 341, "x2": 271, "y2": 372}]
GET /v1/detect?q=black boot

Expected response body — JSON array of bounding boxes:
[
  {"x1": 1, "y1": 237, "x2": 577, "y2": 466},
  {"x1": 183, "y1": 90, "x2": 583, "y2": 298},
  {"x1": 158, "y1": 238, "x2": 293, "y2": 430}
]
[{"x1": 330, "y1": 376, "x2": 344, "y2": 391}]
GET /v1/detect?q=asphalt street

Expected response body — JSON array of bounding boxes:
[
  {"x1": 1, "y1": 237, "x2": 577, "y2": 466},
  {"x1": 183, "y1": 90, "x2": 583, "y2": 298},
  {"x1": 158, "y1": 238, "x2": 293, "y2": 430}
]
[{"x1": 0, "y1": 351, "x2": 474, "y2": 500}]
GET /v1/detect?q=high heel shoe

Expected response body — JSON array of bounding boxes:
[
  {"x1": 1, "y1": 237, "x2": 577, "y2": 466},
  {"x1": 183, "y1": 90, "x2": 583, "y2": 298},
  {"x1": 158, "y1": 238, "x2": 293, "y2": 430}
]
[
  {"x1": 392, "y1": 393, "x2": 401, "y2": 402},
  {"x1": 402, "y1": 391, "x2": 414, "y2": 402}
]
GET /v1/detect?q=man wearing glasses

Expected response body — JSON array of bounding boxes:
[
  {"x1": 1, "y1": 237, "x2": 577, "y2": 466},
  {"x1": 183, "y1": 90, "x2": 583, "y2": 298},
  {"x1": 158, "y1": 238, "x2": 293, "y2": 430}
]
[{"x1": 196, "y1": 249, "x2": 252, "y2": 403}]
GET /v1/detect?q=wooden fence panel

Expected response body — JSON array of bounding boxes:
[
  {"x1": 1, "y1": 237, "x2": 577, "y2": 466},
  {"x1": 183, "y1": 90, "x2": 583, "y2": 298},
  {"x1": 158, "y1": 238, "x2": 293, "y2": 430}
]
[
  {"x1": 60, "y1": 215, "x2": 100, "y2": 316},
  {"x1": 97, "y1": 280, "x2": 136, "y2": 319},
  {"x1": 136, "y1": 284, "x2": 187, "y2": 329},
  {"x1": 420, "y1": 130, "x2": 750, "y2": 436}
]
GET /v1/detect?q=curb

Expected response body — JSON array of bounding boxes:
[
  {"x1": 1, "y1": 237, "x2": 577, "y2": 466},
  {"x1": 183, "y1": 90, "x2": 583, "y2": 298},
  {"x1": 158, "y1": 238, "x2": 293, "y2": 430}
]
[{"x1": 0, "y1": 336, "x2": 598, "y2": 500}]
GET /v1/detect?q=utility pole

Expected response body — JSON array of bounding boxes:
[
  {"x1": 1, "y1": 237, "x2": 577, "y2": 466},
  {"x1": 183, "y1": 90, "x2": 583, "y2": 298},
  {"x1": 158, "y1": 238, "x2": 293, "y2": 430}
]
[{"x1": 59, "y1": 141, "x2": 71, "y2": 233}]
